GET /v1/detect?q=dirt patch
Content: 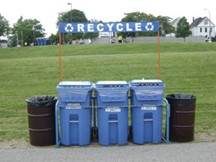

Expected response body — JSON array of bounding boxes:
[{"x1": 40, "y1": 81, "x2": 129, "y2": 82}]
[
  {"x1": 194, "y1": 133, "x2": 216, "y2": 142},
  {"x1": 0, "y1": 133, "x2": 216, "y2": 149},
  {"x1": 0, "y1": 139, "x2": 33, "y2": 149}
]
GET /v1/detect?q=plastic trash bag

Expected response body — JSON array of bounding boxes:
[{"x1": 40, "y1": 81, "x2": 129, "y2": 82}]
[
  {"x1": 26, "y1": 96, "x2": 57, "y2": 107},
  {"x1": 167, "y1": 94, "x2": 196, "y2": 100}
]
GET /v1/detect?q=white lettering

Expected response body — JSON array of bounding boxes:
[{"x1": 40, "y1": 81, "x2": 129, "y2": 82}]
[
  {"x1": 77, "y1": 24, "x2": 85, "y2": 32},
  {"x1": 105, "y1": 106, "x2": 121, "y2": 112},
  {"x1": 66, "y1": 103, "x2": 81, "y2": 109},
  {"x1": 107, "y1": 23, "x2": 114, "y2": 32},
  {"x1": 87, "y1": 24, "x2": 94, "y2": 32},
  {"x1": 116, "y1": 23, "x2": 124, "y2": 31},
  {"x1": 135, "y1": 23, "x2": 142, "y2": 31},
  {"x1": 62, "y1": 22, "x2": 157, "y2": 33},
  {"x1": 141, "y1": 105, "x2": 157, "y2": 111},
  {"x1": 97, "y1": 23, "x2": 104, "y2": 32},
  {"x1": 126, "y1": 23, "x2": 133, "y2": 31}
]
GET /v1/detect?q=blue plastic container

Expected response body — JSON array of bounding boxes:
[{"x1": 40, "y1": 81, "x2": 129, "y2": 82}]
[
  {"x1": 95, "y1": 81, "x2": 129, "y2": 146},
  {"x1": 36, "y1": 37, "x2": 47, "y2": 46},
  {"x1": 130, "y1": 79, "x2": 165, "y2": 144},
  {"x1": 56, "y1": 81, "x2": 93, "y2": 146}
]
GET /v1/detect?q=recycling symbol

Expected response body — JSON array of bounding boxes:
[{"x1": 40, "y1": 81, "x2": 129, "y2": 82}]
[
  {"x1": 145, "y1": 22, "x2": 154, "y2": 31},
  {"x1": 65, "y1": 23, "x2": 74, "y2": 32}
]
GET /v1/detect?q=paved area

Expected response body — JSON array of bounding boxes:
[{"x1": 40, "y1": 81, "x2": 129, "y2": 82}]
[{"x1": 1, "y1": 142, "x2": 216, "y2": 162}]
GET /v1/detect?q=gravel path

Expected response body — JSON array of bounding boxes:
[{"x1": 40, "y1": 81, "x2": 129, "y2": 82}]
[{"x1": 1, "y1": 142, "x2": 216, "y2": 162}]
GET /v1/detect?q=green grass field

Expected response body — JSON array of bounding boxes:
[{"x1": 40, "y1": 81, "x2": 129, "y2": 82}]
[{"x1": 0, "y1": 42, "x2": 216, "y2": 142}]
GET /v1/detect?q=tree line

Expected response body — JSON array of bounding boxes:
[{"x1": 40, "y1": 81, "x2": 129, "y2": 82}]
[{"x1": 0, "y1": 10, "x2": 191, "y2": 46}]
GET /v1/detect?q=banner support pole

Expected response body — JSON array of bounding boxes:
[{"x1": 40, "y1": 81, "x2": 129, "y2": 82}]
[
  {"x1": 58, "y1": 32, "x2": 62, "y2": 81},
  {"x1": 157, "y1": 31, "x2": 161, "y2": 79}
]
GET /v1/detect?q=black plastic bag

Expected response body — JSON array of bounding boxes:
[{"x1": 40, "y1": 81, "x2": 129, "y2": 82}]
[
  {"x1": 166, "y1": 94, "x2": 195, "y2": 100},
  {"x1": 26, "y1": 96, "x2": 57, "y2": 107}
]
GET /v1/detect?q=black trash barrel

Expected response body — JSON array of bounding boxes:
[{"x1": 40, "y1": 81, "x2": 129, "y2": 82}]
[
  {"x1": 166, "y1": 94, "x2": 196, "y2": 142},
  {"x1": 26, "y1": 96, "x2": 57, "y2": 146}
]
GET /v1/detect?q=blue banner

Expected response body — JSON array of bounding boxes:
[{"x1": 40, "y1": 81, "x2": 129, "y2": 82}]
[{"x1": 59, "y1": 21, "x2": 159, "y2": 33}]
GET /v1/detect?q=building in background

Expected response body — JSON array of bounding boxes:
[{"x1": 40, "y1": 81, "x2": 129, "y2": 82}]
[
  {"x1": 168, "y1": 17, "x2": 215, "y2": 40},
  {"x1": 190, "y1": 17, "x2": 215, "y2": 40}
]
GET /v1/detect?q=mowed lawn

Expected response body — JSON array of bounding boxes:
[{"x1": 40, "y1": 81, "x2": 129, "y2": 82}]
[{"x1": 0, "y1": 42, "x2": 216, "y2": 142}]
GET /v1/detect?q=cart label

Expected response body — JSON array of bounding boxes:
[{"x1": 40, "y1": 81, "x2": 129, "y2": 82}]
[
  {"x1": 105, "y1": 107, "x2": 121, "y2": 112},
  {"x1": 66, "y1": 103, "x2": 81, "y2": 109},
  {"x1": 141, "y1": 105, "x2": 157, "y2": 110}
]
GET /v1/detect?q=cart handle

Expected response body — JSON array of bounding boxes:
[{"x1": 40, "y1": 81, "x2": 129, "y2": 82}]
[
  {"x1": 55, "y1": 100, "x2": 61, "y2": 148},
  {"x1": 162, "y1": 98, "x2": 170, "y2": 144}
]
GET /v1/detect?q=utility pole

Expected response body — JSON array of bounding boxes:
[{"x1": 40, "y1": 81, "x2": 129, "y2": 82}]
[
  {"x1": 204, "y1": 8, "x2": 212, "y2": 42},
  {"x1": 67, "y1": 2, "x2": 73, "y2": 44}
]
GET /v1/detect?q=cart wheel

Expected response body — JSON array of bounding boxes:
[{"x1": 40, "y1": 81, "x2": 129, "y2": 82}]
[{"x1": 91, "y1": 127, "x2": 98, "y2": 140}]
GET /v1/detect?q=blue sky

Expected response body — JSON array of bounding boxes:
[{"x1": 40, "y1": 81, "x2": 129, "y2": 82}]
[{"x1": 0, "y1": 0, "x2": 214, "y2": 36}]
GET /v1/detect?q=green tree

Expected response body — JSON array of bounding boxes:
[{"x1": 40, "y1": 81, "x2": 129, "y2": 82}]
[
  {"x1": 156, "y1": 16, "x2": 175, "y2": 36},
  {"x1": 0, "y1": 14, "x2": 9, "y2": 36},
  {"x1": 57, "y1": 9, "x2": 88, "y2": 42},
  {"x1": 120, "y1": 12, "x2": 174, "y2": 37},
  {"x1": 175, "y1": 16, "x2": 192, "y2": 42},
  {"x1": 120, "y1": 12, "x2": 150, "y2": 38},
  {"x1": 12, "y1": 16, "x2": 44, "y2": 46},
  {"x1": 48, "y1": 34, "x2": 59, "y2": 45}
]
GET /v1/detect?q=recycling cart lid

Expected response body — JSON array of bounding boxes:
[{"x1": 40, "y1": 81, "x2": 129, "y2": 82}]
[
  {"x1": 130, "y1": 79, "x2": 165, "y2": 88},
  {"x1": 95, "y1": 81, "x2": 129, "y2": 102},
  {"x1": 57, "y1": 81, "x2": 93, "y2": 89},
  {"x1": 95, "y1": 81, "x2": 129, "y2": 88},
  {"x1": 56, "y1": 81, "x2": 93, "y2": 104},
  {"x1": 129, "y1": 79, "x2": 165, "y2": 101}
]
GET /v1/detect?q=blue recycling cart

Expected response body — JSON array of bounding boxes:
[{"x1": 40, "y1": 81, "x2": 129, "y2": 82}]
[
  {"x1": 95, "y1": 81, "x2": 130, "y2": 146},
  {"x1": 55, "y1": 81, "x2": 93, "y2": 147},
  {"x1": 130, "y1": 79, "x2": 170, "y2": 144}
]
